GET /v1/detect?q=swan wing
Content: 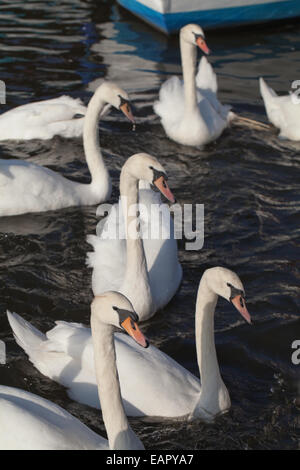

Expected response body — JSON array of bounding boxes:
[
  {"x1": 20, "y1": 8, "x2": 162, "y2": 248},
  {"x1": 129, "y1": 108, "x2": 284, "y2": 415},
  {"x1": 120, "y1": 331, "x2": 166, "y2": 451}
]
[
  {"x1": 196, "y1": 57, "x2": 231, "y2": 121},
  {"x1": 153, "y1": 76, "x2": 185, "y2": 126},
  {"x1": 0, "y1": 96, "x2": 86, "y2": 140}
]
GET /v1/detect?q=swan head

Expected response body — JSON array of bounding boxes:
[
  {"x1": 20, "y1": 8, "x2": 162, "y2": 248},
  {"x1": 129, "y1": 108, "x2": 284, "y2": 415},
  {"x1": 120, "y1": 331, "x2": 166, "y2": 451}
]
[
  {"x1": 91, "y1": 291, "x2": 149, "y2": 348},
  {"x1": 203, "y1": 267, "x2": 251, "y2": 324},
  {"x1": 180, "y1": 23, "x2": 210, "y2": 55},
  {"x1": 122, "y1": 153, "x2": 176, "y2": 203},
  {"x1": 97, "y1": 81, "x2": 135, "y2": 123}
]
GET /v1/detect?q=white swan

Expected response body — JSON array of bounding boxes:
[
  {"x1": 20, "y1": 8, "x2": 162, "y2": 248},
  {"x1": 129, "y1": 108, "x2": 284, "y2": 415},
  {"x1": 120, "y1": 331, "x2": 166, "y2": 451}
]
[
  {"x1": 0, "y1": 81, "x2": 134, "y2": 216},
  {"x1": 259, "y1": 77, "x2": 300, "y2": 140},
  {"x1": 8, "y1": 267, "x2": 251, "y2": 419},
  {"x1": 154, "y1": 24, "x2": 234, "y2": 147},
  {"x1": 1, "y1": 292, "x2": 147, "y2": 450},
  {"x1": 87, "y1": 153, "x2": 182, "y2": 321},
  {"x1": 0, "y1": 95, "x2": 87, "y2": 140}
]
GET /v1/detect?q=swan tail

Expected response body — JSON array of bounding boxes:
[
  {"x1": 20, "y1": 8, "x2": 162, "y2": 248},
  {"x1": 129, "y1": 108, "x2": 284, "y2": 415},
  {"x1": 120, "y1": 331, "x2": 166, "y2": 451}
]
[
  {"x1": 259, "y1": 77, "x2": 278, "y2": 102},
  {"x1": 7, "y1": 311, "x2": 46, "y2": 355},
  {"x1": 7, "y1": 311, "x2": 89, "y2": 381},
  {"x1": 259, "y1": 77, "x2": 283, "y2": 128},
  {"x1": 196, "y1": 56, "x2": 217, "y2": 93}
]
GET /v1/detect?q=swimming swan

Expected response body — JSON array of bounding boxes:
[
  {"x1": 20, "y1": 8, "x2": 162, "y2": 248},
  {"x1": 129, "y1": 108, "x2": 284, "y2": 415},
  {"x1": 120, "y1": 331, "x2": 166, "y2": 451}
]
[
  {"x1": 154, "y1": 24, "x2": 234, "y2": 147},
  {"x1": 87, "y1": 153, "x2": 182, "y2": 322},
  {"x1": 259, "y1": 76, "x2": 300, "y2": 140},
  {"x1": 2, "y1": 292, "x2": 147, "y2": 450},
  {"x1": 7, "y1": 267, "x2": 251, "y2": 419},
  {"x1": 0, "y1": 81, "x2": 134, "y2": 216}
]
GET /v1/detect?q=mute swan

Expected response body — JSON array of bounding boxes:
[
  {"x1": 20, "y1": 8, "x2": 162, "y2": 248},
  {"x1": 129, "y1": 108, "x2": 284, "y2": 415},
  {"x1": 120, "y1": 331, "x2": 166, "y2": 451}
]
[
  {"x1": 259, "y1": 77, "x2": 300, "y2": 140},
  {"x1": 2, "y1": 292, "x2": 147, "y2": 450},
  {"x1": 0, "y1": 82, "x2": 134, "y2": 216},
  {"x1": 8, "y1": 267, "x2": 251, "y2": 419},
  {"x1": 0, "y1": 95, "x2": 87, "y2": 140},
  {"x1": 154, "y1": 24, "x2": 234, "y2": 147},
  {"x1": 87, "y1": 153, "x2": 182, "y2": 321}
]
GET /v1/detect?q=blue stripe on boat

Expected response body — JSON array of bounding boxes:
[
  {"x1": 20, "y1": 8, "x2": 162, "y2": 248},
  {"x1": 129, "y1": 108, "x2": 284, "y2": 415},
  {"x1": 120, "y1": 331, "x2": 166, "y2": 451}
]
[{"x1": 117, "y1": 0, "x2": 300, "y2": 33}]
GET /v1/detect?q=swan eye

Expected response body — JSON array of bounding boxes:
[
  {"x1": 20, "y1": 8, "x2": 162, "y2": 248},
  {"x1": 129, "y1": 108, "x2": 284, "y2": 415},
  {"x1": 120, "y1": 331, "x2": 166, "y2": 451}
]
[
  {"x1": 149, "y1": 166, "x2": 168, "y2": 185},
  {"x1": 113, "y1": 306, "x2": 139, "y2": 326},
  {"x1": 227, "y1": 282, "x2": 245, "y2": 301}
]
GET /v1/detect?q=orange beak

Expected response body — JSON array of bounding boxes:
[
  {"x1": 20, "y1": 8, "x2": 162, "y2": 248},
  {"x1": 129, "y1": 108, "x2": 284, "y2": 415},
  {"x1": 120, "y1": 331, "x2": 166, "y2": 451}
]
[
  {"x1": 121, "y1": 317, "x2": 149, "y2": 348},
  {"x1": 153, "y1": 176, "x2": 176, "y2": 203},
  {"x1": 196, "y1": 37, "x2": 211, "y2": 55},
  {"x1": 120, "y1": 102, "x2": 135, "y2": 124},
  {"x1": 231, "y1": 295, "x2": 251, "y2": 324}
]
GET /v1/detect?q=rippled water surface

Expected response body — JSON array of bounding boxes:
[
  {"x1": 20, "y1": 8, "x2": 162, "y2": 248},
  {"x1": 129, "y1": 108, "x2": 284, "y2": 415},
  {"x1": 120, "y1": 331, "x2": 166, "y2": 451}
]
[{"x1": 0, "y1": 0, "x2": 299, "y2": 450}]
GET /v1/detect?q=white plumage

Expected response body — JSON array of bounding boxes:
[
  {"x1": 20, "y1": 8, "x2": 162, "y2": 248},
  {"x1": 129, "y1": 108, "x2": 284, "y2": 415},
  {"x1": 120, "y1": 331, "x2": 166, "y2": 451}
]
[
  {"x1": 0, "y1": 95, "x2": 86, "y2": 140},
  {"x1": 0, "y1": 82, "x2": 131, "y2": 216},
  {"x1": 7, "y1": 268, "x2": 251, "y2": 420},
  {"x1": 154, "y1": 24, "x2": 233, "y2": 147},
  {"x1": 260, "y1": 77, "x2": 300, "y2": 141}
]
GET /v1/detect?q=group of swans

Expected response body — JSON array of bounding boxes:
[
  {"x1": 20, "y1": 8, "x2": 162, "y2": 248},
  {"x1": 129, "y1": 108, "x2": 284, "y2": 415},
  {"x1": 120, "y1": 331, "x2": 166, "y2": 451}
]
[
  {"x1": 3, "y1": 267, "x2": 251, "y2": 449},
  {"x1": 154, "y1": 24, "x2": 292, "y2": 144},
  {"x1": 0, "y1": 23, "x2": 256, "y2": 450},
  {"x1": 0, "y1": 24, "x2": 285, "y2": 152}
]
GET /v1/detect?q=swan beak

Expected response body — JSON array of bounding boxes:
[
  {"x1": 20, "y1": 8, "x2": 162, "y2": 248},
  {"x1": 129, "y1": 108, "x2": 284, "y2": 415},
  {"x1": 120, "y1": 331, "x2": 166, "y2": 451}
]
[
  {"x1": 196, "y1": 37, "x2": 211, "y2": 55},
  {"x1": 153, "y1": 176, "x2": 176, "y2": 203},
  {"x1": 231, "y1": 295, "x2": 252, "y2": 324},
  {"x1": 121, "y1": 317, "x2": 149, "y2": 348},
  {"x1": 120, "y1": 102, "x2": 135, "y2": 124}
]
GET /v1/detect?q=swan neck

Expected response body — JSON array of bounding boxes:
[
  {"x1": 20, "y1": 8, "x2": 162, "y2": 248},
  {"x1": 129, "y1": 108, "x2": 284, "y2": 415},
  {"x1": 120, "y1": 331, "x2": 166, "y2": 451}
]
[
  {"x1": 83, "y1": 92, "x2": 109, "y2": 188},
  {"x1": 119, "y1": 170, "x2": 152, "y2": 317},
  {"x1": 91, "y1": 316, "x2": 131, "y2": 449},
  {"x1": 195, "y1": 280, "x2": 222, "y2": 393},
  {"x1": 180, "y1": 37, "x2": 198, "y2": 113}
]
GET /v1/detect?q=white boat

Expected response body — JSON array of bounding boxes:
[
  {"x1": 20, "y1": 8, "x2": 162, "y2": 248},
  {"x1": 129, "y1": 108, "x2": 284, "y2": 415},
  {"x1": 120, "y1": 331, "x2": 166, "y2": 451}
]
[{"x1": 116, "y1": 0, "x2": 300, "y2": 34}]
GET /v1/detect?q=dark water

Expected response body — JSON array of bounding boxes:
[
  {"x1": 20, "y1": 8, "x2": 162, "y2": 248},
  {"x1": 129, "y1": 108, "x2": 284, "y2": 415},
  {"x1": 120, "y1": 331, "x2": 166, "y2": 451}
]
[{"x1": 0, "y1": 0, "x2": 299, "y2": 450}]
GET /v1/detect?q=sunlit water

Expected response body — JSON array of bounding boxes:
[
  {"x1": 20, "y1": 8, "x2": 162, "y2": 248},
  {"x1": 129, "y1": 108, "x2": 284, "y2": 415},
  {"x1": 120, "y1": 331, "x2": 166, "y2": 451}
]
[{"x1": 0, "y1": 0, "x2": 299, "y2": 450}]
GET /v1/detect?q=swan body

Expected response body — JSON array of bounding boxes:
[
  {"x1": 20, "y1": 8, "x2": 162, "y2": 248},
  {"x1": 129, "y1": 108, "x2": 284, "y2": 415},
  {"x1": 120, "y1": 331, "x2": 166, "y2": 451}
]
[
  {"x1": 2, "y1": 292, "x2": 146, "y2": 450},
  {"x1": 8, "y1": 267, "x2": 251, "y2": 420},
  {"x1": 259, "y1": 77, "x2": 300, "y2": 140},
  {"x1": 0, "y1": 82, "x2": 133, "y2": 216},
  {"x1": 0, "y1": 95, "x2": 87, "y2": 140},
  {"x1": 87, "y1": 153, "x2": 182, "y2": 322},
  {"x1": 154, "y1": 24, "x2": 233, "y2": 147},
  {"x1": 0, "y1": 386, "x2": 107, "y2": 450}
]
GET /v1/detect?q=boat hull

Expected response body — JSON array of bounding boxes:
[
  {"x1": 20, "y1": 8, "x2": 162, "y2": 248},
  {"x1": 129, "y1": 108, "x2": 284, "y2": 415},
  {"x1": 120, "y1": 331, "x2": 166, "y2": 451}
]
[{"x1": 117, "y1": 0, "x2": 300, "y2": 34}]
